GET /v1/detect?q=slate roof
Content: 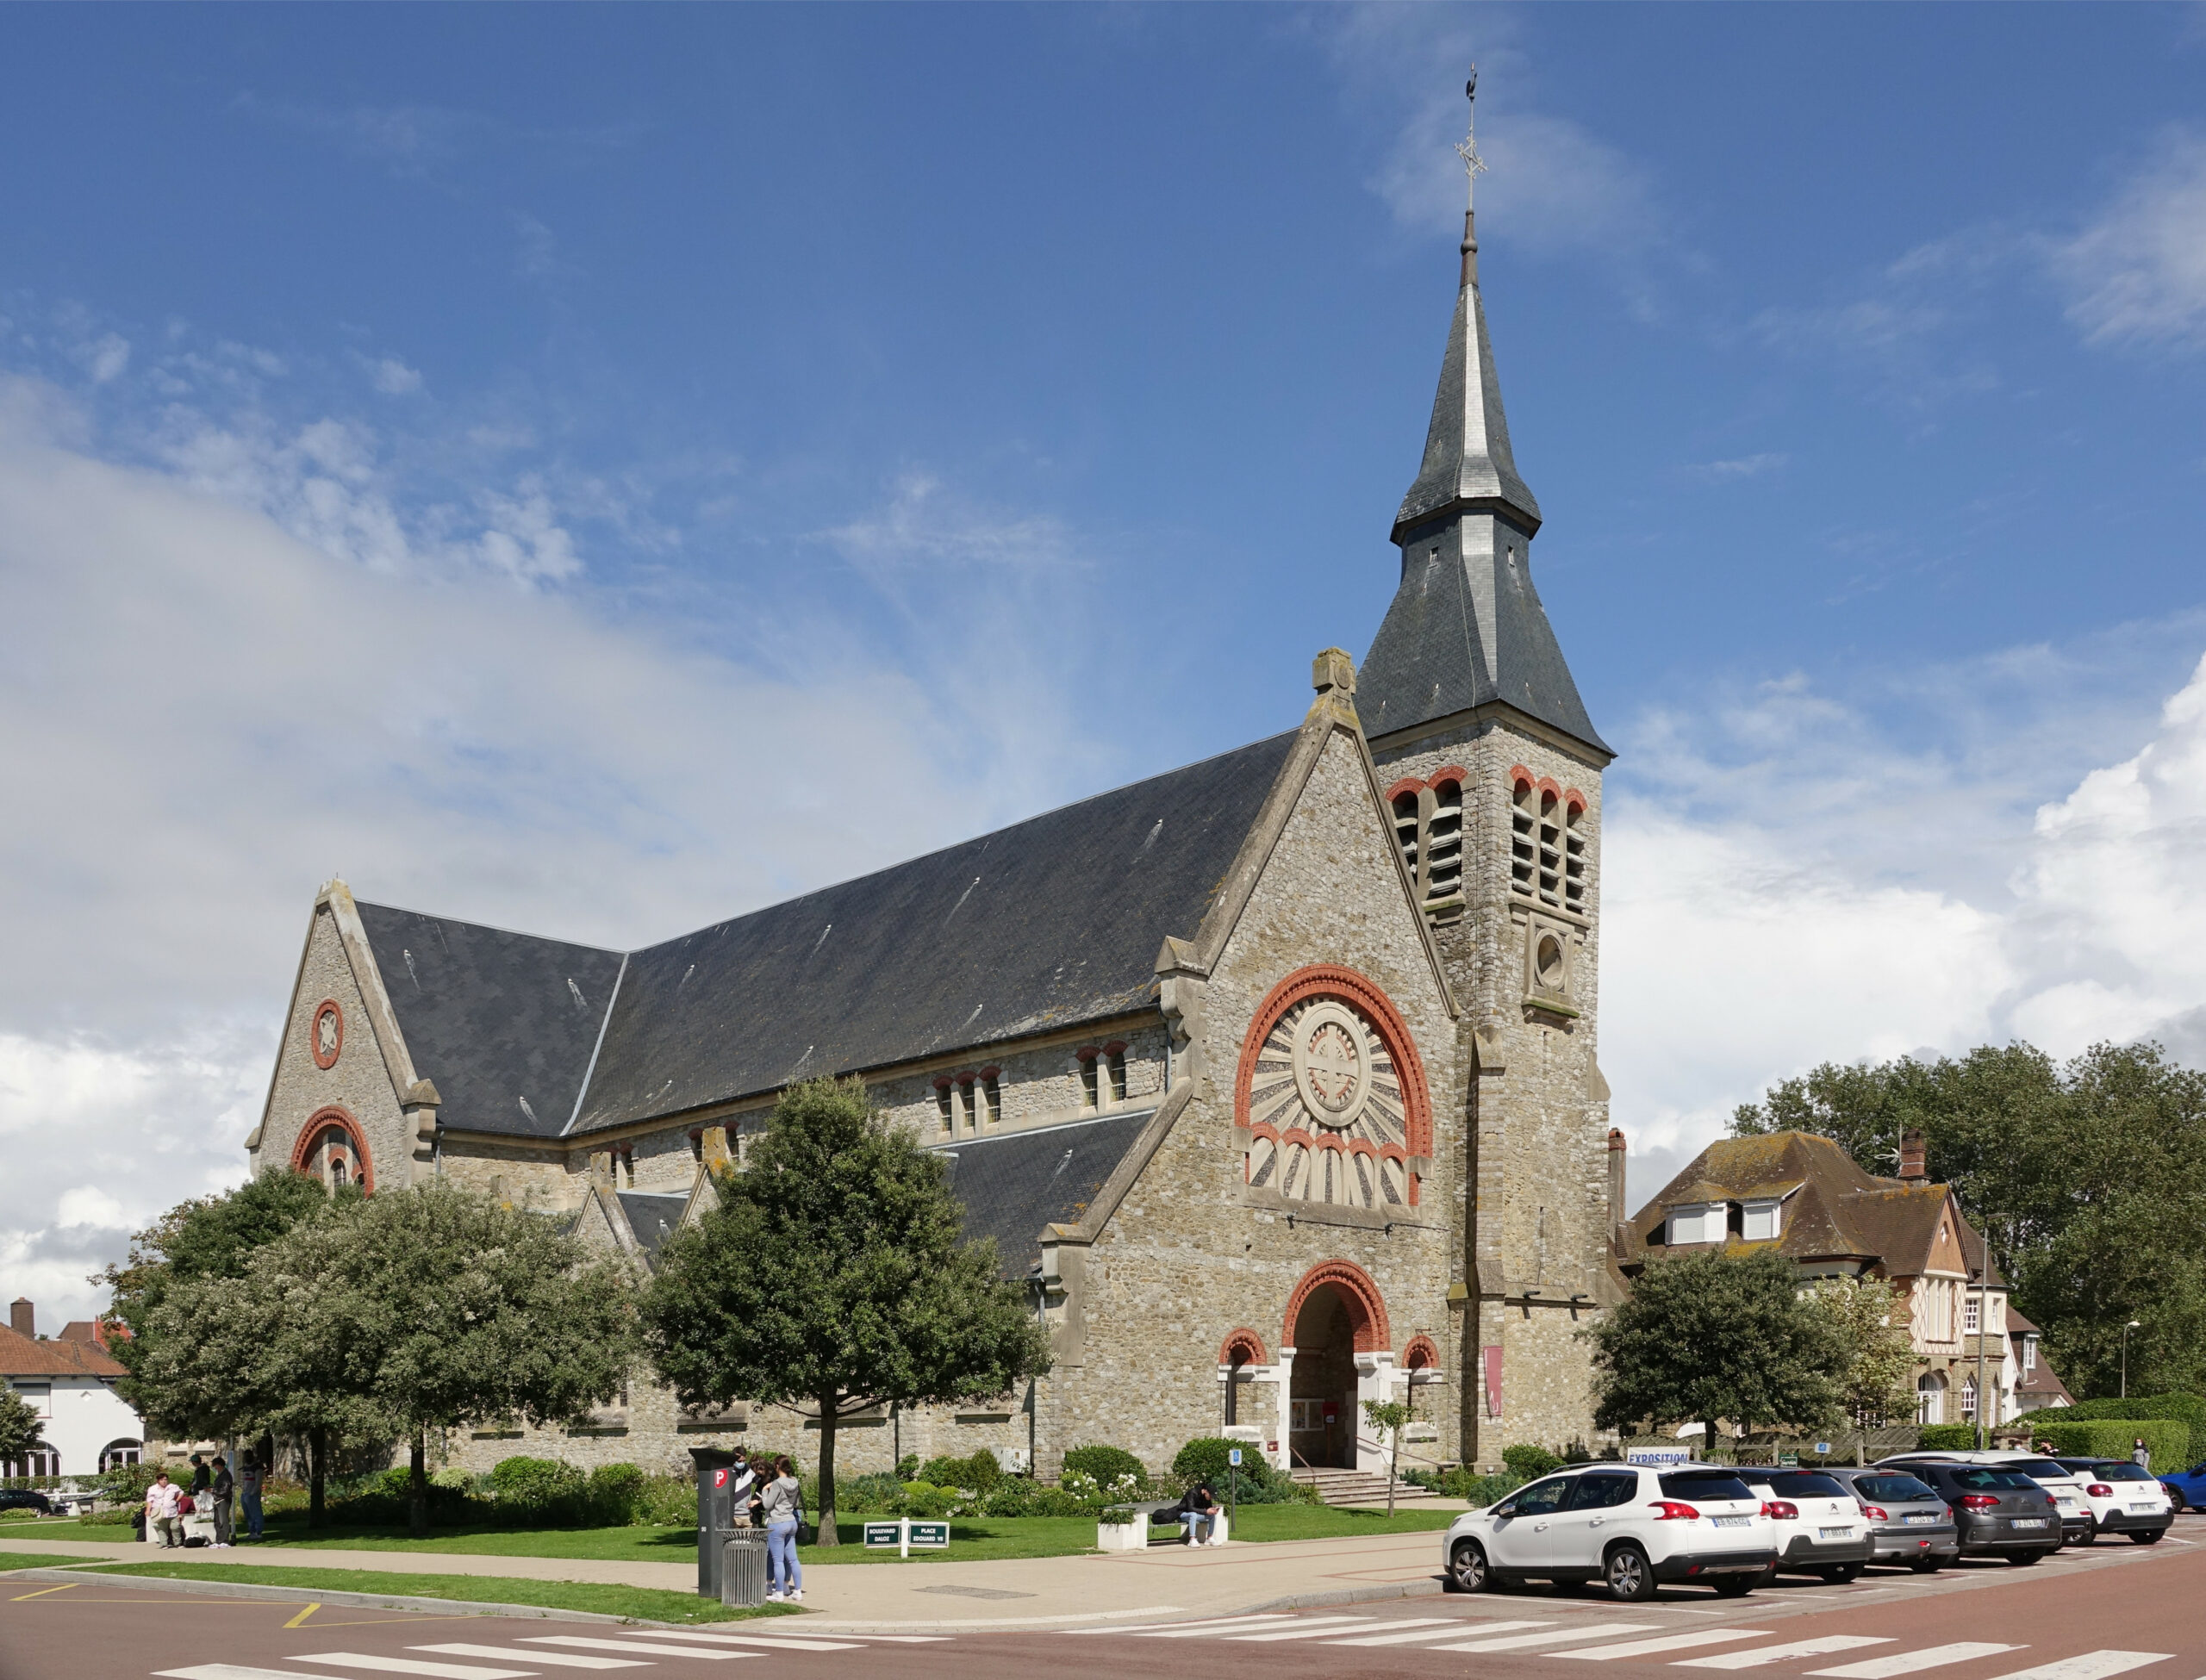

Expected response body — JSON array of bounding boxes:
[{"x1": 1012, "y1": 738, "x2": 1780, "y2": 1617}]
[
  {"x1": 0, "y1": 1323, "x2": 125, "y2": 1379},
  {"x1": 1620, "y1": 1131, "x2": 1978, "y2": 1281},
  {"x1": 934, "y1": 1108, "x2": 1158, "y2": 1279},
  {"x1": 1360, "y1": 274, "x2": 1607, "y2": 756},
  {"x1": 615, "y1": 1192, "x2": 688, "y2": 1264},
  {"x1": 358, "y1": 731, "x2": 1296, "y2": 1140}
]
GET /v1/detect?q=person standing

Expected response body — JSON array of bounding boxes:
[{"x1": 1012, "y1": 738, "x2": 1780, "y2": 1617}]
[
  {"x1": 758, "y1": 1456, "x2": 803, "y2": 1603},
  {"x1": 727, "y1": 1449, "x2": 757, "y2": 1527},
  {"x1": 209, "y1": 1455, "x2": 235, "y2": 1547},
  {"x1": 238, "y1": 1453, "x2": 265, "y2": 1542},
  {"x1": 144, "y1": 1471, "x2": 183, "y2": 1549},
  {"x1": 2134, "y1": 1438, "x2": 2153, "y2": 1469},
  {"x1": 188, "y1": 1453, "x2": 210, "y2": 1496}
]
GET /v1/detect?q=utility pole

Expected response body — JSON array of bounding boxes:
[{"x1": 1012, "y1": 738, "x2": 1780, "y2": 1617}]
[
  {"x1": 2122, "y1": 1320, "x2": 2141, "y2": 1399},
  {"x1": 1973, "y1": 1268, "x2": 1991, "y2": 1451}
]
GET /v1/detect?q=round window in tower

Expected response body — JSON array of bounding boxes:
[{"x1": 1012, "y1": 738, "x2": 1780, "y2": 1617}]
[{"x1": 1536, "y1": 934, "x2": 1566, "y2": 992}]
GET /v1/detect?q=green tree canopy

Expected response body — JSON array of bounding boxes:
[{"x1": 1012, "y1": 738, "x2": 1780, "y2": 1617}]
[
  {"x1": 1801, "y1": 1276, "x2": 1918, "y2": 1456},
  {"x1": 1586, "y1": 1248, "x2": 1842, "y2": 1444},
  {"x1": 1732, "y1": 1041, "x2": 2206, "y2": 1397},
  {"x1": 641, "y1": 1077, "x2": 1053, "y2": 1545},
  {"x1": 0, "y1": 1384, "x2": 46, "y2": 1465}
]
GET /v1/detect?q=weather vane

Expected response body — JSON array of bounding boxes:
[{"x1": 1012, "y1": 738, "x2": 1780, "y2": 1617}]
[{"x1": 1454, "y1": 65, "x2": 1486, "y2": 209}]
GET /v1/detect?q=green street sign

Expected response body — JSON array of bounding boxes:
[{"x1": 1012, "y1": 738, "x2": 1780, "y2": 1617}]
[
  {"x1": 907, "y1": 1521, "x2": 950, "y2": 1547},
  {"x1": 1778, "y1": 1452, "x2": 1799, "y2": 1467},
  {"x1": 862, "y1": 1522, "x2": 903, "y2": 1548}
]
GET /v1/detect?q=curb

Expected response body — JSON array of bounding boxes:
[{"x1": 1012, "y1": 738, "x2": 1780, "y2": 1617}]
[{"x1": 0, "y1": 1566, "x2": 739, "y2": 1630}]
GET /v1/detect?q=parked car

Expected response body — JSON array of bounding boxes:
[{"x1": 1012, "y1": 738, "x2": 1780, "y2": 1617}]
[
  {"x1": 2051, "y1": 1459, "x2": 2172, "y2": 1544},
  {"x1": 1880, "y1": 1451, "x2": 2091, "y2": 1546},
  {"x1": 1733, "y1": 1467, "x2": 1873, "y2": 1581},
  {"x1": 1877, "y1": 1460, "x2": 2060, "y2": 1565},
  {"x1": 1443, "y1": 1463, "x2": 1776, "y2": 1601},
  {"x1": 2156, "y1": 1460, "x2": 2206, "y2": 1512},
  {"x1": 0, "y1": 1490, "x2": 55, "y2": 1515},
  {"x1": 1823, "y1": 1466, "x2": 1960, "y2": 1572}
]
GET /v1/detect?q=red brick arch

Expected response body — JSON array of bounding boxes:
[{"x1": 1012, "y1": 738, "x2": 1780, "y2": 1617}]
[
  {"x1": 1218, "y1": 1327, "x2": 1269, "y2": 1367},
  {"x1": 1403, "y1": 1334, "x2": 1440, "y2": 1371},
  {"x1": 1233, "y1": 964, "x2": 1434, "y2": 1162},
  {"x1": 1284, "y1": 1260, "x2": 1390, "y2": 1356},
  {"x1": 291, "y1": 1104, "x2": 374, "y2": 1193}
]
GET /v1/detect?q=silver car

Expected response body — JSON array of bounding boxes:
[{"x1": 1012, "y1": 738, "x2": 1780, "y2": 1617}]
[{"x1": 1824, "y1": 1465, "x2": 1960, "y2": 1571}]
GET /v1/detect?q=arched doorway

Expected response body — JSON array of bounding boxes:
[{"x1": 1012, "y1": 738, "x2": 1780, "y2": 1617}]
[{"x1": 1283, "y1": 1262, "x2": 1389, "y2": 1472}]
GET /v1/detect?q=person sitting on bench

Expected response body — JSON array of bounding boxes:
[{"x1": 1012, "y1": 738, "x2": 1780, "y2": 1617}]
[{"x1": 1177, "y1": 1480, "x2": 1224, "y2": 1546}]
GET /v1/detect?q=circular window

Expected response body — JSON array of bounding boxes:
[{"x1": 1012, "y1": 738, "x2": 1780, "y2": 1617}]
[
  {"x1": 1536, "y1": 935, "x2": 1565, "y2": 991},
  {"x1": 311, "y1": 999, "x2": 344, "y2": 1069}
]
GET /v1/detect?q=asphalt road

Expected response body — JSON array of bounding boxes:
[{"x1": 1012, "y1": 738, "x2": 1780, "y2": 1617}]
[{"x1": 8, "y1": 1526, "x2": 2205, "y2": 1680}]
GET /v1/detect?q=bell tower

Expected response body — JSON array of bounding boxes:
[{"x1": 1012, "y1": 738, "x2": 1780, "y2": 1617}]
[{"x1": 1360, "y1": 70, "x2": 1617, "y2": 1467}]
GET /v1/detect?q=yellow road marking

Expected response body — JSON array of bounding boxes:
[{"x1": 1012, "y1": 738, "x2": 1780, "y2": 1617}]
[
  {"x1": 283, "y1": 1602, "x2": 321, "y2": 1628},
  {"x1": 9, "y1": 1584, "x2": 83, "y2": 1602}
]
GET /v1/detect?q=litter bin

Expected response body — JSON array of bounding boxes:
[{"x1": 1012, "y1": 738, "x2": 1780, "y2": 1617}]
[
  {"x1": 721, "y1": 1528, "x2": 769, "y2": 1608},
  {"x1": 691, "y1": 1447, "x2": 743, "y2": 1599}
]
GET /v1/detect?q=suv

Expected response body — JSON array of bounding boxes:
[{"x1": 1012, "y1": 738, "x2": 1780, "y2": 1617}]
[
  {"x1": 1881, "y1": 1451, "x2": 2091, "y2": 1546},
  {"x1": 1734, "y1": 1467, "x2": 1873, "y2": 1582},
  {"x1": 0, "y1": 1490, "x2": 54, "y2": 1515},
  {"x1": 1824, "y1": 1466, "x2": 1960, "y2": 1571},
  {"x1": 2052, "y1": 1459, "x2": 2172, "y2": 1544},
  {"x1": 1881, "y1": 1460, "x2": 2060, "y2": 1564},
  {"x1": 1443, "y1": 1463, "x2": 1776, "y2": 1602}
]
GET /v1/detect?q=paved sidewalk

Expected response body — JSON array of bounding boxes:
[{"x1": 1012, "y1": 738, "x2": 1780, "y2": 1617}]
[{"x1": 0, "y1": 1528, "x2": 1449, "y2": 1630}]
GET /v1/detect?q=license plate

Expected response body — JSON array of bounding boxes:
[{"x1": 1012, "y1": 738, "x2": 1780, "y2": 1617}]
[
  {"x1": 2011, "y1": 1518, "x2": 2048, "y2": 1528},
  {"x1": 1903, "y1": 1514, "x2": 1938, "y2": 1525},
  {"x1": 1711, "y1": 1515, "x2": 1751, "y2": 1528},
  {"x1": 2132, "y1": 1505, "x2": 2160, "y2": 1514},
  {"x1": 1819, "y1": 1527, "x2": 1852, "y2": 1540}
]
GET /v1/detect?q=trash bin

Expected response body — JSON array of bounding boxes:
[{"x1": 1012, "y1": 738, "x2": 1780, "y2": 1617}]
[
  {"x1": 720, "y1": 1528, "x2": 769, "y2": 1608},
  {"x1": 691, "y1": 1447, "x2": 743, "y2": 1599}
]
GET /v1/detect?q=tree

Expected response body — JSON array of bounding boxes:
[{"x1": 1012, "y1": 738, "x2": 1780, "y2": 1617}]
[
  {"x1": 0, "y1": 1384, "x2": 46, "y2": 1469},
  {"x1": 1586, "y1": 1248, "x2": 1842, "y2": 1447},
  {"x1": 1732, "y1": 1041, "x2": 2206, "y2": 1398},
  {"x1": 1800, "y1": 1276, "x2": 1916, "y2": 1461},
  {"x1": 642, "y1": 1077, "x2": 1053, "y2": 1546},
  {"x1": 1361, "y1": 1397, "x2": 1414, "y2": 1516}
]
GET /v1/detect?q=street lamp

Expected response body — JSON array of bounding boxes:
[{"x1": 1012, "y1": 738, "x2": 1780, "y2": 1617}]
[{"x1": 2122, "y1": 1321, "x2": 2141, "y2": 1399}]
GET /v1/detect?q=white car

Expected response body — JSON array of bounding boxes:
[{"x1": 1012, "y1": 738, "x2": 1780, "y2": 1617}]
[
  {"x1": 1443, "y1": 1463, "x2": 1777, "y2": 1602},
  {"x1": 1880, "y1": 1451, "x2": 2092, "y2": 1546},
  {"x1": 1734, "y1": 1466, "x2": 1873, "y2": 1581},
  {"x1": 2052, "y1": 1459, "x2": 2172, "y2": 1544}
]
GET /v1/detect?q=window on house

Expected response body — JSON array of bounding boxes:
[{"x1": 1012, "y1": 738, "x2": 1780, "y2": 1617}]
[
  {"x1": 1961, "y1": 1374, "x2": 1979, "y2": 1422},
  {"x1": 979, "y1": 1071, "x2": 1001, "y2": 1127},
  {"x1": 1078, "y1": 1054, "x2": 1100, "y2": 1111},
  {"x1": 1106, "y1": 1046, "x2": 1128, "y2": 1105},
  {"x1": 330, "y1": 1155, "x2": 349, "y2": 1188},
  {"x1": 1916, "y1": 1372, "x2": 1945, "y2": 1425},
  {"x1": 1964, "y1": 1294, "x2": 1980, "y2": 1335},
  {"x1": 2024, "y1": 1335, "x2": 2038, "y2": 1373},
  {"x1": 1666, "y1": 1204, "x2": 1722, "y2": 1246},
  {"x1": 1426, "y1": 780, "x2": 1463, "y2": 900},
  {"x1": 957, "y1": 1076, "x2": 977, "y2": 1133},
  {"x1": 935, "y1": 1081, "x2": 955, "y2": 1134},
  {"x1": 1393, "y1": 791, "x2": 1421, "y2": 881},
  {"x1": 1741, "y1": 1199, "x2": 1781, "y2": 1241}
]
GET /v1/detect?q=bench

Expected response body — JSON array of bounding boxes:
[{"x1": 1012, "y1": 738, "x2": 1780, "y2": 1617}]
[{"x1": 1096, "y1": 1500, "x2": 1230, "y2": 1551}]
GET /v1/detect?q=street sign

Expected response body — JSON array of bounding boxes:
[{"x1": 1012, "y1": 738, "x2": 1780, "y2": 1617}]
[
  {"x1": 1778, "y1": 1452, "x2": 1799, "y2": 1467},
  {"x1": 1815, "y1": 1442, "x2": 1832, "y2": 1455},
  {"x1": 1229, "y1": 1448, "x2": 1242, "y2": 1466},
  {"x1": 862, "y1": 1517, "x2": 950, "y2": 1557},
  {"x1": 862, "y1": 1521, "x2": 902, "y2": 1548},
  {"x1": 907, "y1": 1521, "x2": 949, "y2": 1548}
]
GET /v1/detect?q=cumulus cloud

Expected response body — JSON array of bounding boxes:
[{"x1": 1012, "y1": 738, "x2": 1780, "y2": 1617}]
[
  {"x1": 367, "y1": 355, "x2": 423, "y2": 396},
  {"x1": 2054, "y1": 130, "x2": 2206, "y2": 349}
]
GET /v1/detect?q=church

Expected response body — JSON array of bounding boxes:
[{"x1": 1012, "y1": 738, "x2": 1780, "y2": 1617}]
[{"x1": 245, "y1": 121, "x2": 1623, "y2": 1484}]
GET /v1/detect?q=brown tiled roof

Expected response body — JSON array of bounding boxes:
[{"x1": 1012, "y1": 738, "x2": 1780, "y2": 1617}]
[
  {"x1": 0, "y1": 1322, "x2": 126, "y2": 1378},
  {"x1": 1621, "y1": 1130, "x2": 1984, "y2": 1281},
  {"x1": 58, "y1": 1320, "x2": 124, "y2": 1352}
]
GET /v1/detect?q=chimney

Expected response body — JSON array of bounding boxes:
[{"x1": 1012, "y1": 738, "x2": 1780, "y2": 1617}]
[
  {"x1": 1607, "y1": 1129, "x2": 1629, "y2": 1240},
  {"x1": 9, "y1": 1298, "x2": 31, "y2": 1338},
  {"x1": 1899, "y1": 1129, "x2": 1927, "y2": 1184}
]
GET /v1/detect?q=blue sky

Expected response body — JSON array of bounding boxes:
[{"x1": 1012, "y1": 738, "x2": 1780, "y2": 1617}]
[{"x1": 3, "y1": 4, "x2": 2205, "y2": 1321}]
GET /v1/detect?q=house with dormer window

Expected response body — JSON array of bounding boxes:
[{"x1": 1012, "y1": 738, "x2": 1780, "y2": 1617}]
[{"x1": 1617, "y1": 1131, "x2": 2073, "y2": 1428}]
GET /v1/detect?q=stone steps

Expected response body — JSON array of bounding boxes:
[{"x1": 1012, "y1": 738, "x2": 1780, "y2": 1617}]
[{"x1": 1288, "y1": 1465, "x2": 1436, "y2": 1507}]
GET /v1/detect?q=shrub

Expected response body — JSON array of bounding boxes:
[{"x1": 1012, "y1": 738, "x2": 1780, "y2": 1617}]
[
  {"x1": 1502, "y1": 1444, "x2": 1565, "y2": 1479},
  {"x1": 1060, "y1": 1445, "x2": 1147, "y2": 1489},
  {"x1": 1441, "y1": 1468, "x2": 1524, "y2": 1507},
  {"x1": 918, "y1": 1450, "x2": 1001, "y2": 1492},
  {"x1": 978, "y1": 1477, "x2": 1094, "y2": 1517},
  {"x1": 586, "y1": 1463, "x2": 647, "y2": 1523},
  {"x1": 895, "y1": 1454, "x2": 921, "y2": 1482},
  {"x1": 635, "y1": 1473, "x2": 696, "y2": 1528},
  {"x1": 430, "y1": 1467, "x2": 474, "y2": 1492},
  {"x1": 1168, "y1": 1438, "x2": 1311, "y2": 1505},
  {"x1": 485, "y1": 1456, "x2": 587, "y2": 1524},
  {"x1": 2028, "y1": 1419, "x2": 2188, "y2": 1474},
  {"x1": 2021, "y1": 1395, "x2": 2206, "y2": 1465},
  {"x1": 1917, "y1": 1424, "x2": 1978, "y2": 1452},
  {"x1": 835, "y1": 1472, "x2": 908, "y2": 1514}
]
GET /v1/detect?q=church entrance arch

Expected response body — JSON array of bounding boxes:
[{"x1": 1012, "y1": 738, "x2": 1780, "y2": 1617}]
[{"x1": 1284, "y1": 1261, "x2": 1388, "y2": 1471}]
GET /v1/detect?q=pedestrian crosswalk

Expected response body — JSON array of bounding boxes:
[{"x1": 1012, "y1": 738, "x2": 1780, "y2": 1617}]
[
  {"x1": 153, "y1": 1629, "x2": 949, "y2": 1680},
  {"x1": 1057, "y1": 1610, "x2": 2180, "y2": 1680}
]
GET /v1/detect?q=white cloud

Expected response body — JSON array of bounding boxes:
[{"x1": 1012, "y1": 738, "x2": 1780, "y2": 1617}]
[
  {"x1": 2055, "y1": 130, "x2": 2206, "y2": 349},
  {"x1": 78, "y1": 333, "x2": 130, "y2": 384},
  {"x1": 1689, "y1": 452, "x2": 1787, "y2": 482},
  {"x1": 367, "y1": 356, "x2": 423, "y2": 396}
]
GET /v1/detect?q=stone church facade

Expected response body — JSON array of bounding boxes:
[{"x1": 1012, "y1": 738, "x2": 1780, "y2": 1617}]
[{"x1": 246, "y1": 197, "x2": 1621, "y2": 1482}]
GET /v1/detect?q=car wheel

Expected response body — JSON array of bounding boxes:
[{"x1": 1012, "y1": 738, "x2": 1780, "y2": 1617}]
[
  {"x1": 2168, "y1": 1490, "x2": 2188, "y2": 1513},
  {"x1": 2077, "y1": 1522, "x2": 2098, "y2": 1546},
  {"x1": 1711, "y1": 1575, "x2": 1754, "y2": 1598},
  {"x1": 1910, "y1": 1558, "x2": 1943, "y2": 1574},
  {"x1": 1604, "y1": 1543, "x2": 1657, "y2": 1602},
  {"x1": 2009, "y1": 1548, "x2": 2047, "y2": 1567},
  {"x1": 1817, "y1": 1563, "x2": 1865, "y2": 1583},
  {"x1": 2131, "y1": 1529, "x2": 2165, "y2": 1546},
  {"x1": 1449, "y1": 1540, "x2": 1492, "y2": 1593}
]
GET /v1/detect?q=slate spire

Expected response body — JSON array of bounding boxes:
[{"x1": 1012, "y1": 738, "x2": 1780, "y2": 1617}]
[{"x1": 1359, "y1": 70, "x2": 1609, "y2": 759}]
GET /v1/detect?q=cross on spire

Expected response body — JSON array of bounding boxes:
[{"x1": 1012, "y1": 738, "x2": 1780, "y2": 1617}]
[{"x1": 1455, "y1": 65, "x2": 1486, "y2": 212}]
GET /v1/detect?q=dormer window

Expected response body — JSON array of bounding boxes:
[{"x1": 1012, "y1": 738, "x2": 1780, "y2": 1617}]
[
  {"x1": 978, "y1": 1068, "x2": 1001, "y2": 1127},
  {"x1": 2024, "y1": 1335, "x2": 2038, "y2": 1373},
  {"x1": 1741, "y1": 1198, "x2": 1782, "y2": 1241},
  {"x1": 1105, "y1": 1042, "x2": 1129, "y2": 1104},
  {"x1": 1666, "y1": 1203, "x2": 1723, "y2": 1246}
]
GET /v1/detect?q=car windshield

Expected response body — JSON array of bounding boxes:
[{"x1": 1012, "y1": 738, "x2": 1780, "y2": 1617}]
[
  {"x1": 1660, "y1": 1471, "x2": 1754, "y2": 1502},
  {"x1": 1854, "y1": 1475, "x2": 1937, "y2": 1502},
  {"x1": 2092, "y1": 1464, "x2": 2155, "y2": 1482},
  {"x1": 2006, "y1": 1459, "x2": 2072, "y2": 1478},
  {"x1": 1948, "y1": 1467, "x2": 2038, "y2": 1491},
  {"x1": 1766, "y1": 1472, "x2": 1848, "y2": 1498}
]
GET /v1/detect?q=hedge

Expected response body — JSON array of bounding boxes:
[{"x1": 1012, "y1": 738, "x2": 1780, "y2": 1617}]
[
  {"x1": 2018, "y1": 1395, "x2": 2206, "y2": 1467},
  {"x1": 1917, "y1": 1425, "x2": 1979, "y2": 1452},
  {"x1": 2026, "y1": 1419, "x2": 2188, "y2": 1474}
]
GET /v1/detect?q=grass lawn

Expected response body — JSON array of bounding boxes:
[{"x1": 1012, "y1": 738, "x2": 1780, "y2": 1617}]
[
  {"x1": 53, "y1": 1503, "x2": 1456, "y2": 1566},
  {"x1": 0, "y1": 1552, "x2": 115, "y2": 1571},
  {"x1": 72, "y1": 1560, "x2": 801, "y2": 1625}
]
